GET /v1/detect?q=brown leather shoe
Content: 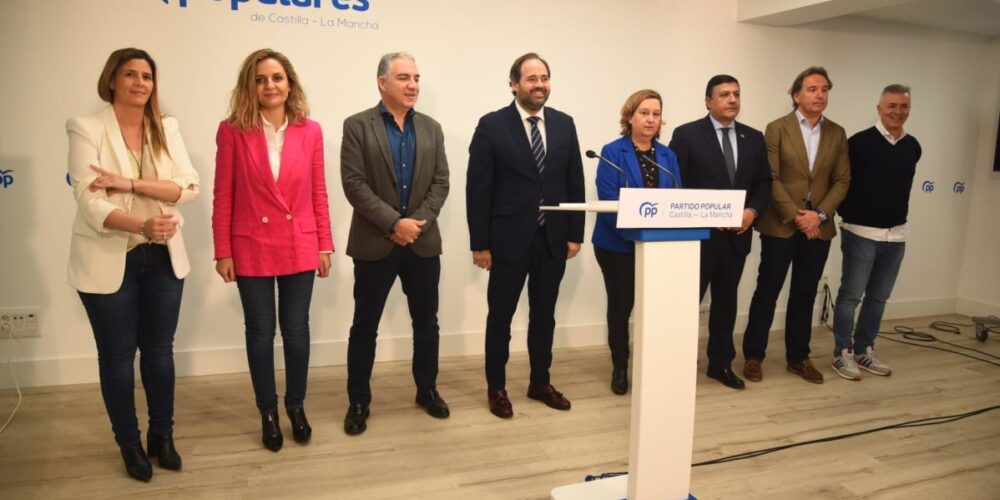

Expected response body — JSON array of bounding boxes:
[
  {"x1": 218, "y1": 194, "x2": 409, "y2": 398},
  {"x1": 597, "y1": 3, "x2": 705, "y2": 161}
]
[
  {"x1": 787, "y1": 359, "x2": 824, "y2": 384},
  {"x1": 526, "y1": 384, "x2": 571, "y2": 410},
  {"x1": 487, "y1": 389, "x2": 513, "y2": 419},
  {"x1": 743, "y1": 359, "x2": 763, "y2": 382}
]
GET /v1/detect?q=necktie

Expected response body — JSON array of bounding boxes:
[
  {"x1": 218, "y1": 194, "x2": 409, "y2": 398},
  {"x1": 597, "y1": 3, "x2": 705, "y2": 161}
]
[
  {"x1": 528, "y1": 116, "x2": 546, "y2": 226},
  {"x1": 721, "y1": 127, "x2": 736, "y2": 185}
]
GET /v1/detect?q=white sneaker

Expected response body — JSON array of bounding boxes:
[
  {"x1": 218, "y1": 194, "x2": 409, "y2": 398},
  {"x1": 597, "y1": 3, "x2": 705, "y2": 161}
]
[
  {"x1": 855, "y1": 346, "x2": 892, "y2": 376},
  {"x1": 831, "y1": 348, "x2": 861, "y2": 381}
]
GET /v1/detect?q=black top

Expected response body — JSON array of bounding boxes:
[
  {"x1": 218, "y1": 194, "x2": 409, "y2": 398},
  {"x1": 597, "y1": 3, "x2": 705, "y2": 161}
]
[
  {"x1": 633, "y1": 143, "x2": 659, "y2": 188},
  {"x1": 838, "y1": 126, "x2": 922, "y2": 228}
]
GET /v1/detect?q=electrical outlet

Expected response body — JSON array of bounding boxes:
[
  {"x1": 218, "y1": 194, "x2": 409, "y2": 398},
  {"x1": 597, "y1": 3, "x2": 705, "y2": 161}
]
[{"x1": 0, "y1": 307, "x2": 41, "y2": 338}]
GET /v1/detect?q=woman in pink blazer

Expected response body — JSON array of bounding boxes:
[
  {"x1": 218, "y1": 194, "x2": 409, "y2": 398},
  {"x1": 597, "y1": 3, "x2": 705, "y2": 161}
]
[
  {"x1": 212, "y1": 49, "x2": 333, "y2": 452},
  {"x1": 67, "y1": 48, "x2": 199, "y2": 482}
]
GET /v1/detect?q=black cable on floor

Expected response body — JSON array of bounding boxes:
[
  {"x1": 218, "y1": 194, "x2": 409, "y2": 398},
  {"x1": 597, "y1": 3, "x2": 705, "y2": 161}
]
[
  {"x1": 692, "y1": 404, "x2": 1000, "y2": 466},
  {"x1": 877, "y1": 326, "x2": 1000, "y2": 366}
]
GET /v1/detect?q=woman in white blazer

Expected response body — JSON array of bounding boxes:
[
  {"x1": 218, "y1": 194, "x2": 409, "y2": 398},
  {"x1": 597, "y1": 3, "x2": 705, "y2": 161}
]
[{"x1": 66, "y1": 48, "x2": 199, "y2": 482}]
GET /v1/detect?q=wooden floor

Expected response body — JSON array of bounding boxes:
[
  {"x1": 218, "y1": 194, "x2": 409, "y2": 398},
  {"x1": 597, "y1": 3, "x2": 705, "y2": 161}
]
[{"x1": 1, "y1": 314, "x2": 998, "y2": 499}]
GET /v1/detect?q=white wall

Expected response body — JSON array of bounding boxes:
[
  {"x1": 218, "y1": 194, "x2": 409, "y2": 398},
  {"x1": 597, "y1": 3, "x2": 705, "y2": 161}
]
[
  {"x1": 957, "y1": 41, "x2": 1000, "y2": 317},
  {"x1": 1, "y1": 0, "x2": 996, "y2": 388}
]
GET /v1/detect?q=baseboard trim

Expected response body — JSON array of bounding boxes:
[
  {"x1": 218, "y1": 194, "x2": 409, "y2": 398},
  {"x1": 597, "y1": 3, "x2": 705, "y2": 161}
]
[
  {"x1": 0, "y1": 296, "x2": 967, "y2": 389},
  {"x1": 0, "y1": 324, "x2": 611, "y2": 389},
  {"x1": 955, "y1": 297, "x2": 1000, "y2": 318}
]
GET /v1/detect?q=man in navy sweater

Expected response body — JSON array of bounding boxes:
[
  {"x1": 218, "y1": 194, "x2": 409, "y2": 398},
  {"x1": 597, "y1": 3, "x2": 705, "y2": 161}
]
[{"x1": 831, "y1": 84, "x2": 921, "y2": 381}]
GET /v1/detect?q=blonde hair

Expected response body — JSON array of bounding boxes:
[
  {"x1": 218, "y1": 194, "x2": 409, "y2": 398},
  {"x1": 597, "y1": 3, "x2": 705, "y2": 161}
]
[
  {"x1": 97, "y1": 48, "x2": 169, "y2": 158},
  {"x1": 619, "y1": 89, "x2": 663, "y2": 139},
  {"x1": 227, "y1": 49, "x2": 309, "y2": 130}
]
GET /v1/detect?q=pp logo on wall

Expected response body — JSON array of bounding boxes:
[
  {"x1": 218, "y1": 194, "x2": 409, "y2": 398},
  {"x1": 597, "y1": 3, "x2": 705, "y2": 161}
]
[
  {"x1": 921, "y1": 180, "x2": 935, "y2": 193},
  {"x1": 1, "y1": 170, "x2": 13, "y2": 189},
  {"x1": 953, "y1": 181, "x2": 966, "y2": 194}
]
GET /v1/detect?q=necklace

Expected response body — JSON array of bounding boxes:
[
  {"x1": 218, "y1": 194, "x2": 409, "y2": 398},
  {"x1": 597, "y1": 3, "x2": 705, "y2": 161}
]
[{"x1": 122, "y1": 129, "x2": 145, "y2": 180}]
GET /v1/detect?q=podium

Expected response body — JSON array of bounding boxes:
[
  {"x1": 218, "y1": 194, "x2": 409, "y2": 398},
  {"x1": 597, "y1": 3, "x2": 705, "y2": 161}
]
[{"x1": 549, "y1": 188, "x2": 744, "y2": 500}]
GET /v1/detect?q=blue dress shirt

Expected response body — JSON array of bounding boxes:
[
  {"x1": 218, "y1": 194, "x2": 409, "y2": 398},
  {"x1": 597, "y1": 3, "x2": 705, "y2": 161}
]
[{"x1": 379, "y1": 102, "x2": 417, "y2": 214}]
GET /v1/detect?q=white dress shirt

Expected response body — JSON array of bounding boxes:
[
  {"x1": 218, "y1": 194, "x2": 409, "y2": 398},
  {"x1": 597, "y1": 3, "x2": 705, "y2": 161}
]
[
  {"x1": 795, "y1": 109, "x2": 823, "y2": 173},
  {"x1": 262, "y1": 114, "x2": 288, "y2": 182},
  {"x1": 709, "y1": 115, "x2": 738, "y2": 169},
  {"x1": 515, "y1": 100, "x2": 547, "y2": 150}
]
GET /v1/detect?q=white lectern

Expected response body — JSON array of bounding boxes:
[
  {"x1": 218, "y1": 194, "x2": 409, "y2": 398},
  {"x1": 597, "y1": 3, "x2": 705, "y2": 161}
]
[{"x1": 550, "y1": 189, "x2": 744, "y2": 500}]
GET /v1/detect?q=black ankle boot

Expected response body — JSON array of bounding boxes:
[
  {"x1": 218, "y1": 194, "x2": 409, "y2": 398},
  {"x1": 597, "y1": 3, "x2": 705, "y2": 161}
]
[
  {"x1": 611, "y1": 367, "x2": 629, "y2": 395},
  {"x1": 286, "y1": 407, "x2": 312, "y2": 443},
  {"x1": 261, "y1": 409, "x2": 283, "y2": 452},
  {"x1": 120, "y1": 441, "x2": 153, "y2": 482},
  {"x1": 147, "y1": 431, "x2": 182, "y2": 470}
]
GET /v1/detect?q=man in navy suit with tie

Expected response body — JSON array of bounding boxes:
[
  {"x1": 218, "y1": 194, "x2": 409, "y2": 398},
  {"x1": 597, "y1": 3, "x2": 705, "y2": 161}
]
[
  {"x1": 466, "y1": 53, "x2": 586, "y2": 418},
  {"x1": 669, "y1": 75, "x2": 771, "y2": 390}
]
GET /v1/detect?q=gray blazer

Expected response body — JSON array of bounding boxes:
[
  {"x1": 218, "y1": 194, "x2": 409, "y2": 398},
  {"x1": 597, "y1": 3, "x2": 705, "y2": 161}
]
[{"x1": 340, "y1": 105, "x2": 450, "y2": 260}]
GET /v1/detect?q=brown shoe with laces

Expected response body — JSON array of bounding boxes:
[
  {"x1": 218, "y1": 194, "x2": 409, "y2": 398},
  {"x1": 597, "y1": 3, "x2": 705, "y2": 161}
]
[
  {"x1": 743, "y1": 359, "x2": 763, "y2": 382},
  {"x1": 787, "y1": 359, "x2": 824, "y2": 384}
]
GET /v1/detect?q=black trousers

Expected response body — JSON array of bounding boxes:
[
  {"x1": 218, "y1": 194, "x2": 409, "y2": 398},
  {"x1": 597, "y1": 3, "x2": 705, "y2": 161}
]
[
  {"x1": 347, "y1": 246, "x2": 441, "y2": 406},
  {"x1": 699, "y1": 232, "x2": 747, "y2": 370},
  {"x1": 594, "y1": 247, "x2": 635, "y2": 369},
  {"x1": 743, "y1": 233, "x2": 831, "y2": 363},
  {"x1": 485, "y1": 229, "x2": 567, "y2": 390}
]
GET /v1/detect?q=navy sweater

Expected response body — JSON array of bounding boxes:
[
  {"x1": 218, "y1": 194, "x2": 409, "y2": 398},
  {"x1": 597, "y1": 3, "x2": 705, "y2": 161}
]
[{"x1": 838, "y1": 126, "x2": 921, "y2": 228}]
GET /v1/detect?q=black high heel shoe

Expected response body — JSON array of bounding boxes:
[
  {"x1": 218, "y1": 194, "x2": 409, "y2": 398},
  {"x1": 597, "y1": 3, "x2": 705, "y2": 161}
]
[
  {"x1": 119, "y1": 441, "x2": 153, "y2": 482},
  {"x1": 286, "y1": 407, "x2": 312, "y2": 444},
  {"x1": 147, "y1": 431, "x2": 182, "y2": 470},
  {"x1": 261, "y1": 409, "x2": 283, "y2": 452}
]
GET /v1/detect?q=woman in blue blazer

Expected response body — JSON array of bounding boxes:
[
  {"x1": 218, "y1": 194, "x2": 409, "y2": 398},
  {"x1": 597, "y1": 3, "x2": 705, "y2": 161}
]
[{"x1": 592, "y1": 89, "x2": 681, "y2": 395}]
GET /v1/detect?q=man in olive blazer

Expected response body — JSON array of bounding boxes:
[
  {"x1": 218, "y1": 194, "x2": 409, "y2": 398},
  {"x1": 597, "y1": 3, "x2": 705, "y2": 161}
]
[
  {"x1": 340, "y1": 53, "x2": 450, "y2": 434},
  {"x1": 742, "y1": 66, "x2": 850, "y2": 385}
]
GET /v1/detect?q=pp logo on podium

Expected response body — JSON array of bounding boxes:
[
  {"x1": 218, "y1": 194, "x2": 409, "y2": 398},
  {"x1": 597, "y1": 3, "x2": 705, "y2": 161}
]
[{"x1": 639, "y1": 201, "x2": 658, "y2": 218}]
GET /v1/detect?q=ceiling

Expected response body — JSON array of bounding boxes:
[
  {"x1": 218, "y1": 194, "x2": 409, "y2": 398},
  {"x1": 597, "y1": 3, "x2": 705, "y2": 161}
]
[{"x1": 739, "y1": 0, "x2": 1000, "y2": 37}]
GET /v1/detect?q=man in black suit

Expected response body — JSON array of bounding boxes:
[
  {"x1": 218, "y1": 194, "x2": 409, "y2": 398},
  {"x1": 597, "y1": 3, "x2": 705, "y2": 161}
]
[
  {"x1": 669, "y1": 75, "x2": 771, "y2": 390},
  {"x1": 466, "y1": 52, "x2": 586, "y2": 418}
]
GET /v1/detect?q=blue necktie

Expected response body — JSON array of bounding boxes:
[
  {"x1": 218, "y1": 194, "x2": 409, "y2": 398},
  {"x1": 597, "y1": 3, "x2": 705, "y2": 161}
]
[{"x1": 528, "y1": 116, "x2": 546, "y2": 226}]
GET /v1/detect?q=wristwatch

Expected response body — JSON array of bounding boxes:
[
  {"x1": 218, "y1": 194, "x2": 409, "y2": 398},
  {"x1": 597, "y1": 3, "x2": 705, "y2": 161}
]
[{"x1": 815, "y1": 210, "x2": 828, "y2": 223}]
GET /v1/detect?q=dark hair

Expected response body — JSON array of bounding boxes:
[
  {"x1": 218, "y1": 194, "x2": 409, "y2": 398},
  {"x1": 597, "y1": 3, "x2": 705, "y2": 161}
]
[
  {"x1": 705, "y1": 74, "x2": 739, "y2": 98},
  {"x1": 508, "y1": 52, "x2": 550, "y2": 95},
  {"x1": 882, "y1": 83, "x2": 911, "y2": 96},
  {"x1": 788, "y1": 66, "x2": 832, "y2": 109},
  {"x1": 97, "y1": 48, "x2": 169, "y2": 157}
]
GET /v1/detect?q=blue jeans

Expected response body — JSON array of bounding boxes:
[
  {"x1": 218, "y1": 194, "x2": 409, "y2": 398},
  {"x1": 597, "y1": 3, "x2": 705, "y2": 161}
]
[
  {"x1": 236, "y1": 271, "x2": 315, "y2": 413},
  {"x1": 78, "y1": 244, "x2": 183, "y2": 446},
  {"x1": 743, "y1": 233, "x2": 831, "y2": 363},
  {"x1": 832, "y1": 229, "x2": 905, "y2": 356}
]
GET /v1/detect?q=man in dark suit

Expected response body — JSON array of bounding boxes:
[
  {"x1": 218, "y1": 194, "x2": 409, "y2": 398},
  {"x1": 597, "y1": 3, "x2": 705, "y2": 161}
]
[
  {"x1": 466, "y1": 52, "x2": 585, "y2": 419},
  {"x1": 669, "y1": 75, "x2": 772, "y2": 390},
  {"x1": 340, "y1": 52, "x2": 450, "y2": 435}
]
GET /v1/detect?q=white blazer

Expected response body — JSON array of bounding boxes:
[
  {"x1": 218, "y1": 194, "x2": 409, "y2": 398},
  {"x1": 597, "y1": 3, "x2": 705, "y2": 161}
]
[{"x1": 66, "y1": 106, "x2": 200, "y2": 294}]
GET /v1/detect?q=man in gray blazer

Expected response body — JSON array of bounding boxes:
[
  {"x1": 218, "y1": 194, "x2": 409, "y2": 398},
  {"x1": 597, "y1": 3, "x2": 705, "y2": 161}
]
[{"x1": 340, "y1": 52, "x2": 450, "y2": 435}]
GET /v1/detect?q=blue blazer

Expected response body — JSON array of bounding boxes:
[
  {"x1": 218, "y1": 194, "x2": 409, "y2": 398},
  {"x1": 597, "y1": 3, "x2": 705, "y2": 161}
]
[
  {"x1": 591, "y1": 135, "x2": 681, "y2": 253},
  {"x1": 467, "y1": 102, "x2": 586, "y2": 261}
]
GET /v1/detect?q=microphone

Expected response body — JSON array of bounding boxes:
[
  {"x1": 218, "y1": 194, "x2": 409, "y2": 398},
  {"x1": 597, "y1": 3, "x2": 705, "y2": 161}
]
[
  {"x1": 645, "y1": 157, "x2": 682, "y2": 188},
  {"x1": 585, "y1": 150, "x2": 629, "y2": 188}
]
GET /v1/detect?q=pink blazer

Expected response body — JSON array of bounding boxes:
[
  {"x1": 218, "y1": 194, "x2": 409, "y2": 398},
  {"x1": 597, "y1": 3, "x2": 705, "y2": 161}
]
[{"x1": 212, "y1": 118, "x2": 334, "y2": 277}]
